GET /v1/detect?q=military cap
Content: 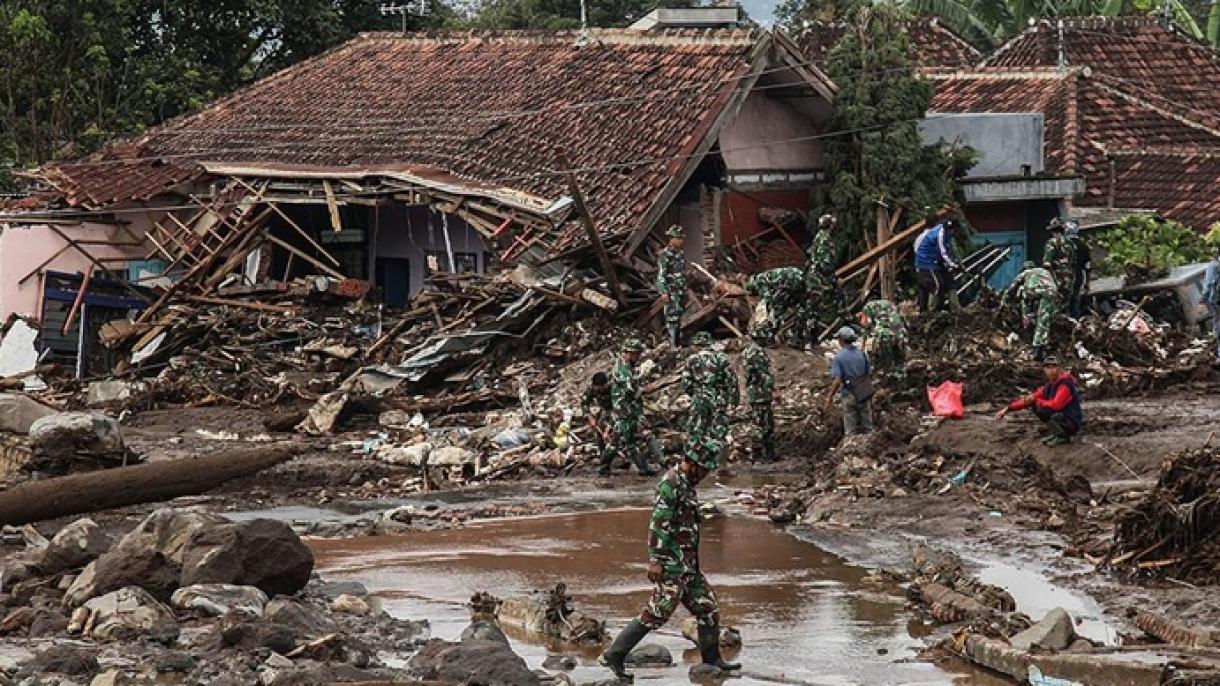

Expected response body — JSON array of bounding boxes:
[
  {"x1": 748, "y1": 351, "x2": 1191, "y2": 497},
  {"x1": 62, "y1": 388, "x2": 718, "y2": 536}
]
[
  {"x1": 621, "y1": 338, "x2": 645, "y2": 353},
  {"x1": 666, "y1": 225, "x2": 685, "y2": 238},
  {"x1": 817, "y1": 213, "x2": 836, "y2": 229}
]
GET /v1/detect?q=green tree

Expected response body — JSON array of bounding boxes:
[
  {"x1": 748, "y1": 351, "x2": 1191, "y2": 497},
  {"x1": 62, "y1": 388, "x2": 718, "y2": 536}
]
[
  {"x1": 816, "y1": 4, "x2": 975, "y2": 255},
  {"x1": 467, "y1": 0, "x2": 688, "y2": 29},
  {"x1": 1095, "y1": 215, "x2": 1214, "y2": 279}
]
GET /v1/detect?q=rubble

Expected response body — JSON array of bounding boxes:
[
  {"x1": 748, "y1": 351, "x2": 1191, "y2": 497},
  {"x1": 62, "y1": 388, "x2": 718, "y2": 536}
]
[{"x1": 486, "y1": 584, "x2": 606, "y2": 645}]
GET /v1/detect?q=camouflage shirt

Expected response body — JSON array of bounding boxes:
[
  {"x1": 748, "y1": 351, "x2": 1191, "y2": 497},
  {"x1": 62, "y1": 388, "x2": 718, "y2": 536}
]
[
  {"x1": 1010, "y1": 267, "x2": 1058, "y2": 300},
  {"x1": 741, "y1": 342, "x2": 774, "y2": 404},
  {"x1": 648, "y1": 466, "x2": 700, "y2": 577},
  {"x1": 745, "y1": 267, "x2": 805, "y2": 301},
  {"x1": 861, "y1": 299, "x2": 907, "y2": 342},
  {"x1": 683, "y1": 349, "x2": 739, "y2": 440},
  {"x1": 656, "y1": 246, "x2": 687, "y2": 299},
  {"x1": 609, "y1": 358, "x2": 642, "y2": 424},
  {"x1": 1042, "y1": 234, "x2": 1076, "y2": 285},
  {"x1": 806, "y1": 228, "x2": 836, "y2": 283},
  {"x1": 581, "y1": 382, "x2": 612, "y2": 420}
]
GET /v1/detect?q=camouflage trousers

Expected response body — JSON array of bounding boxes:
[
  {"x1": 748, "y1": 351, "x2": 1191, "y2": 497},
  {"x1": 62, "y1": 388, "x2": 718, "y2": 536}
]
[
  {"x1": 797, "y1": 287, "x2": 843, "y2": 343},
  {"x1": 750, "y1": 400, "x2": 775, "y2": 461},
  {"x1": 602, "y1": 416, "x2": 646, "y2": 472},
  {"x1": 640, "y1": 572, "x2": 720, "y2": 629},
  {"x1": 1022, "y1": 293, "x2": 1056, "y2": 349},
  {"x1": 663, "y1": 293, "x2": 687, "y2": 344},
  {"x1": 871, "y1": 335, "x2": 907, "y2": 382}
]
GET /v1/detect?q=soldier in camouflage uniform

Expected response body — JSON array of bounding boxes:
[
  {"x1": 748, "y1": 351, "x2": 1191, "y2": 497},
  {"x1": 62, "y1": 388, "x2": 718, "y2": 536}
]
[
  {"x1": 800, "y1": 213, "x2": 844, "y2": 342},
  {"x1": 744, "y1": 266, "x2": 805, "y2": 345},
  {"x1": 742, "y1": 327, "x2": 778, "y2": 461},
  {"x1": 858, "y1": 299, "x2": 908, "y2": 383},
  {"x1": 581, "y1": 371, "x2": 613, "y2": 465},
  {"x1": 598, "y1": 441, "x2": 739, "y2": 680},
  {"x1": 1041, "y1": 218, "x2": 1076, "y2": 310},
  {"x1": 682, "y1": 332, "x2": 740, "y2": 461},
  {"x1": 1002, "y1": 262, "x2": 1059, "y2": 360},
  {"x1": 656, "y1": 225, "x2": 689, "y2": 349},
  {"x1": 603, "y1": 339, "x2": 657, "y2": 477}
]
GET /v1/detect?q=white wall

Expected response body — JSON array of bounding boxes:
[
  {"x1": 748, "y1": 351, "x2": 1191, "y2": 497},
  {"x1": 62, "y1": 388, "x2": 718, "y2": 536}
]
[{"x1": 372, "y1": 205, "x2": 489, "y2": 297}]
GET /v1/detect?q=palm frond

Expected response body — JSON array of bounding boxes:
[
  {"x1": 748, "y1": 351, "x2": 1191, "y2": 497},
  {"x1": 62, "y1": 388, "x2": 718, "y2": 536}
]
[
  {"x1": 905, "y1": 0, "x2": 999, "y2": 47},
  {"x1": 1206, "y1": 0, "x2": 1219, "y2": 47}
]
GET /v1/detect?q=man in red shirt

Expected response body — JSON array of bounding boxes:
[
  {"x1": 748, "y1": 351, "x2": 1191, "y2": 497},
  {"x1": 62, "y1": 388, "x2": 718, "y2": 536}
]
[{"x1": 995, "y1": 357, "x2": 1083, "y2": 446}]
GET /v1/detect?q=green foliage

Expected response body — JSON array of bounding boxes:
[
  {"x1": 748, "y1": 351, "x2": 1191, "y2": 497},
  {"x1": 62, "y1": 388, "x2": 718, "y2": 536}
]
[
  {"x1": 1094, "y1": 216, "x2": 1213, "y2": 278},
  {"x1": 815, "y1": 4, "x2": 975, "y2": 254},
  {"x1": 0, "y1": 1, "x2": 442, "y2": 181},
  {"x1": 466, "y1": 0, "x2": 687, "y2": 29},
  {"x1": 1207, "y1": 0, "x2": 1220, "y2": 47}
]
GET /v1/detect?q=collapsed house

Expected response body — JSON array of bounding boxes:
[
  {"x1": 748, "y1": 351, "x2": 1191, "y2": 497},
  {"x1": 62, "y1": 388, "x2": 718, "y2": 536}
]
[{"x1": 0, "y1": 24, "x2": 836, "y2": 377}]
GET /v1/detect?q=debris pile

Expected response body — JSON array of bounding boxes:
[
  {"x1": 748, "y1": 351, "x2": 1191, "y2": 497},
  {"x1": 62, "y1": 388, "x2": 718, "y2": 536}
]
[
  {"x1": 1113, "y1": 446, "x2": 1220, "y2": 583},
  {"x1": 907, "y1": 545, "x2": 1025, "y2": 632},
  {"x1": 480, "y1": 583, "x2": 607, "y2": 645}
]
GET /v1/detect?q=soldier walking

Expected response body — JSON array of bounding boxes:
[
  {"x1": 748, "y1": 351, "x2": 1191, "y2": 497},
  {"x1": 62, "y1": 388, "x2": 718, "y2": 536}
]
[
  {"x1": 656, "y1": 225, "x2": 689, "y2": 349},
  {"x1": 742, "y1": 328, "x2": 778, "y2": 461},
  {"x1": 1002, "y1": 261, "x2": 1058, "y2": 361},
  {"x1": 801, "y1": 213, "x2": 843, "y2": 341},
  {"x1": 598, "y1": 442, "x2": 740, "y2": 681},
  {"x1": 603, "y1": 339, "x2": 657, "y2": 477},
  {"x1": 581, "y1": 371, "x2": 613, "y2": 466},
  {"x1": 1042, "y1": 218, "x2": 1076, "y2": 312},
  {"x1": 858, "y1": 298, "x2": 908, "y2": 383},
  {"x1": 682, "y1": 332, "x2": 739, "y2": 453}
]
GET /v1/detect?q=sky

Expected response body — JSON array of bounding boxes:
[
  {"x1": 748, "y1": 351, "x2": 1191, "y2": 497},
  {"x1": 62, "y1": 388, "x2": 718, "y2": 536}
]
[{"x1": 741, "y1": 0, "x2": 779, "y2": 25}]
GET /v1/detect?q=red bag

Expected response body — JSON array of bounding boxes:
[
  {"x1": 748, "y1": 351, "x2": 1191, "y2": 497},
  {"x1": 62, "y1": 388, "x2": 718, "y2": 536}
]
[{"x1": 927, "y1": 381, "x2": 965, "y2": 419}]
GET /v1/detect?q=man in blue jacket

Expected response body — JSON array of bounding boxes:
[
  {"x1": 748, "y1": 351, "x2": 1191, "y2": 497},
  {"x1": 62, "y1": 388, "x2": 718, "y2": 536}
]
[
  {"x1": 914, "y1": 215, "x2": 961, "y2": 313},
  {"x1": 1205, "y1": 250, "x2": 1220, "y2": 363}
]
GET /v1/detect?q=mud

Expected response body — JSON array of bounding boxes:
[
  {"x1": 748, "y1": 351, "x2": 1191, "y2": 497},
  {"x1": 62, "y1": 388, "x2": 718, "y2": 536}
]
[{"x1": 311, "y1": 506, "x2": 1010, "y2": 685}]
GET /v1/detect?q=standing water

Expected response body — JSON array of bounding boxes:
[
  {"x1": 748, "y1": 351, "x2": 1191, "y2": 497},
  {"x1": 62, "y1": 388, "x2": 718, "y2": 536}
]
[{"x1": 311, "y1": 508, "x2": 1005, "y2": 685}]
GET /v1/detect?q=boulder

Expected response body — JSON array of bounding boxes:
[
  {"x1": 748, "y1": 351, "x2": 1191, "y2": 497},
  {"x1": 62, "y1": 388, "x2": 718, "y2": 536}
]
[
  {"x1": 0, "y1": 607, "x2": 35, "y2": 635},
  {"x1": 171, "y1": 584, "x2": 268, "y2": 617},
  {"x1": 681, "y1": 617, "x2": 741, "y2": 649},
  {"x1": 213, "y1": 614, "x2": 297, "y2": 654},
  {"x1": 85, "y1": 381, "x2": 147, "y2": 407},
  {"x1": 81, "y1": 586, "x2": 179, "y2": 643},
  {"x1": 330, "y1": 594, "x2": 370, "y2": 616},
  {"x1": 263, "y1": 598, "x2": 336, "y2": 637},
  {"x1": 460, "y1": 620, "x2": 508, "y2": 646},
  {"x1": 625, "y1": 644, "x2": 673, "y2": 667},
  {"x1": 90, "y1": 669, "x2": 156, "y2": 686},
  {"x1": 541, "y1": 655, "x2": 577, "y2": 671},
  {"x1": 64, "y1": 509, "x2": 225, "y2": 607},
  {"x1": 27, "y1": 609, "x2": 68, "y2": 637},
  {"x1": 689, "y1": 663, "x2": 722, "y2": 680},
  {"x1": 378, "y1": 442, "x2": 432, "y2": 466},
  {"x1": 308, "y1": 580, "x2": 368, "y2": 600},
  {"x1": 28, "y1": 412, "x2": 124, "y2": 456},
  {"x1": 39, "y1": 518, "x2": 113, "y2": 575},
  {"x1": 23, "y1": 646, "x2": 98, "y2": 676},
  {"x1": 429, "y1": 446, "x2": 476, "y2": 467},
  {"x1": 0, "y1": 394, "x2": 56, "y2": 434},
  {"x1": 180, "y1": 519, "x2": 313, "y2": 597},
  {"x1": 408, "y1": 639, "x2": 539, "y2": 686},
  {"x1": 1008, "y1": 607, "x2": 1076, "y2": 652}
]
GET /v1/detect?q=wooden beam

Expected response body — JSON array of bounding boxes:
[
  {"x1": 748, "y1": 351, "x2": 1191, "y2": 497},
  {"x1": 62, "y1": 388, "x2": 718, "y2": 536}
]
[
  {"x1": 17, "y1": 243, "x2": 72, "y2": 285},
  {"x1": 181, "y1": 295, "x2": 294, "y2": 313},
  {"x1": 559, "y1": 154, "x2": 627, "y2": 309},
  {"x1": 43, "y1": 224, "x2": 151, "y2": 304},
  {"x1": 323, "y1": 180, "x2": 343, "y2": 233},
  {"x1": 266, "y1": 234, "x2": 346, "y2": 280},
  {"x1": 230, "y1": 177, "x2": 341, "y2": 268},
  {"x1": 836, "y1": 207, "x2": 948, "y2": 281},
  {"x1": 61, "y1": 266, "x2": 93, "y2": 336}
]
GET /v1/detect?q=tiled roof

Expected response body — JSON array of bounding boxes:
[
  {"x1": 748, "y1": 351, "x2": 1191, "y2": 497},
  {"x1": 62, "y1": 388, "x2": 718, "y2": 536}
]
[
  {"x1": 1108, "y1": 150, "x2": 1220, "y2": 229},
  {"x1": 115, "y1": 29, "x2": 777, "y2": 247},
  {"x1": 799, "y1": 17, "x2": 982, "y2": 70},
  {"x1": 926, "y1": 66, "x2": 1220, "y2": 229},
  {"x1": 984, "y1": 17, "x2": 1220, "y2": 130},
  {"x1": 31, "y1": 158, "x2": 205, "y2": 210}
]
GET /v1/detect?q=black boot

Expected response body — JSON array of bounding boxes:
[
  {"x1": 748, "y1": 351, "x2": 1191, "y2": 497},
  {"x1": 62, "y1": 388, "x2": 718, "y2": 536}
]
[
  {"x1": 698, "y1": 625, "x2": 740, "y2": 671},
  {"x1": 599, "y1": 619, "x2": 650, "y2": 681},
  {"x1": 633, "y1": 453, "x2": 657, "y2": 477}
]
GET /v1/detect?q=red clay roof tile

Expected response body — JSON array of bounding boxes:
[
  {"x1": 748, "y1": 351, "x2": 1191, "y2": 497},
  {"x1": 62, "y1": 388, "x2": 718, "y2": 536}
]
[{"x1": 799, "y1": 17, "x2": 982, "y2": 70}]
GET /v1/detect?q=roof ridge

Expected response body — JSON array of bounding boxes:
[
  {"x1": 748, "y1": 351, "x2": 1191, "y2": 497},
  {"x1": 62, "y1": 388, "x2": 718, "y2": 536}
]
[
  {"x1": 1091, "y1": 79, "x2": 1220, "y2": 141},
  {"x1": 357, "y1": 27, "x2": 761, "y2": 45},
  {"x1": 1107, "y1": 146, "x2": 1220, "y2": 158},
  {"x1": 922, "y1": 66, "x2": 1073, "y2": 79}
]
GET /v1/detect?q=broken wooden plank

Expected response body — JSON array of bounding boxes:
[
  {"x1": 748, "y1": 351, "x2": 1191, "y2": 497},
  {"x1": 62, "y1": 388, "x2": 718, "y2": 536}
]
[
  {"x1": 836, "y1": 207, "x2": 948, "y2": 281},
  {"x1": 61, "y1": 266, "x2": 93, "y2": 336},
  {"x1": 560, "y1": 154, "x2": 627, "y2": 309},
  {"x1": 43, "y1": 224, "x2": 151, "y2": 305},
  {"x1": 265, "y1": 234, "x2": 346, "y2": 280},
  {"x1": 230, "y1": 177, "x2": 341, "y2": 267},
  {"x1": 180, "y1": 295, "x2": 295, "y2": 314},
  {"x1": 323, "y1": 180, "x2": 343, "y2": 233},
  {"x1": 1135, "y1": 609, "x2": 1220, "y2": 648}
]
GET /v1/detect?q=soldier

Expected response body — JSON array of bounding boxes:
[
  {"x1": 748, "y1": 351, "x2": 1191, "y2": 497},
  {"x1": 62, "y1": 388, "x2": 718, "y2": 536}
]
[
  {"x1": 604, "y1": 339, "x2": 657, "y2": 477},
  {"x1": 1042, "y1": 218, "x2": 1076, "y2": 311},
  {"x1": 742, "y1": 327, "x2": 778, "y2": 461},
  {"x1": 581, "y1": 371, "x2": 613, "y2": 465},
  {"x1": 1064, "y1": 221, "x2": 1092, "y2": 317},
  {"x1": 656, "y1": 225, "x2": 689, "y2": 348},
  {"x1": 598, "y1": 440, "x2": 739, "y2": 680},
  {"x1": 858, "y1": 298, "x2": 908, "y2": 383},
  {"x1": 682, "y1": 332, "x2": 739, "y2": 454},
  {"x1": 1002, "y1": 261, "x2": 1058, "y2": 361},
  {"x1": 744, "y1": 266, "x2": 805, "y2": 344},
  {"x1": 802, "y1": 213, "x2": 843, "y2": 339}
]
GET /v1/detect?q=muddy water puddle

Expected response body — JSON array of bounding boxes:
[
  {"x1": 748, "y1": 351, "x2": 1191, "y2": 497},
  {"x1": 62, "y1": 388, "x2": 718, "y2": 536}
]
[{"x1": 311, "y1": 508, "x2": 1006, "y2": 685}]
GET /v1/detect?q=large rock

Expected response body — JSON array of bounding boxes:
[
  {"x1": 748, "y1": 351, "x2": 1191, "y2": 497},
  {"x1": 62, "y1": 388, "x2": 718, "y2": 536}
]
[
  {"x1": 179, "y1": 519, "x2": 313, "y2": 597},
  {"x1": 625, "y1": 644, "x2": 673, "y2": 667},
  {"x1": 263, "y1": 598, "x2": 336, "y2": 637},
  {"x1": 408, "y1": 639, "x2": 539, "y2": 686},
  {"x1": 85, "y1": 381, "x2": 147, "y2": 407},
  {"x1": 23, "y1": 646, "x2": 98, "y2": 676},
  {"x1": 428, "y1": 446, "x2": 476, "y2": 467},
  {"x1": 1009, "y1": 607, "x2": 1077, "y2": 652},
  {"x1": 378, "y1": 442, "x2": 432, "y2": 466},
  {"x1": 460, "y1": 620, "x2": 508, "y2": 646},
  {"x1": 0, "y1": 394, "x2": 57, "y2": 434},
  {"x1": 38, "y1": 518, "x2": 113, "y2": 575},
  {"x1": 63, "y1": 509, "x2": 226, "y2": 607},
  {"x1": 81, "y1": 586, "x2": 178, "y2": 643},
  {"x1": 170, "y1": 584, "x2": 268, "y2": 617},
  {"x1": 28, "y1": 412, "x2": 124, "y2": 455},
  {"x1": 212, "y1": 614, "x2": 297, "y2": 654}
]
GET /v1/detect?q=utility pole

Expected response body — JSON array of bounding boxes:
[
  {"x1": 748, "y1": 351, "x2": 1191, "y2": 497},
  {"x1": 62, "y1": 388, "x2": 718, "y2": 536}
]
[{"x1": 381, "y1": 1, "x2": 429, "y2": 35}]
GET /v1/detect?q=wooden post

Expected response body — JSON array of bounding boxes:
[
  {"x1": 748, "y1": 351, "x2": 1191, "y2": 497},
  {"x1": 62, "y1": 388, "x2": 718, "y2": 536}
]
[
  {"x1": 876, "y1": 203, "x2": 895, "y2": 300},
  {"x1": 558, "y1": 154, "x2": 627, "y2": 309}
]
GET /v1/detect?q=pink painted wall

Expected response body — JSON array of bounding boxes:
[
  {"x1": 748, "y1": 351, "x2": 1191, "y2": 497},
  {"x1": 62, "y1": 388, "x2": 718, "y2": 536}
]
[
  {"x1": 0, "y1": 216, "x2": 153, "y2": 322},
  {"x1": 719, "y1": 90, "x2": 824, "y2": 171}
]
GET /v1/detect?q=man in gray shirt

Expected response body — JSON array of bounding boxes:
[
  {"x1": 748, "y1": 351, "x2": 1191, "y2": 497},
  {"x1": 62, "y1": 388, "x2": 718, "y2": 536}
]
[{"x1": 822, "y1": 327, "x2": 875, "y2": 435}]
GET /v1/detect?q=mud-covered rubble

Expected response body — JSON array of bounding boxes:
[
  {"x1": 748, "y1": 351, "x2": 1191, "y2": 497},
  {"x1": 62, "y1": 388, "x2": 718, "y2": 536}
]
[{"x1": 0, "y1": 509, "x2": 426, "y2": 685}]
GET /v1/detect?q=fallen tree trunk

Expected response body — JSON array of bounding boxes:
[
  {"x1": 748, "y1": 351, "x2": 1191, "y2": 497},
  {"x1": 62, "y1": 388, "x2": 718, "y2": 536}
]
[
  {"x1": 1135, "y1": 609, "x2": 1220, "y2": 649},
  {"x1": 0, "y1": 443, "x2": 300, "y2": 526},
  {"x1": 917, "y1": 581, "x2": 995, "y2": 623}
]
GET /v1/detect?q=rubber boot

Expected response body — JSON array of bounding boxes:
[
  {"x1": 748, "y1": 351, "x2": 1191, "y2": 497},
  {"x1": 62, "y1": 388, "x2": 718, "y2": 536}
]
[
  {"x1": 597, "y1": 447, "x2": 614, "y2": 476},
  {"x1": 669, "y1": 325, "x2": 681, "y2": 350},
  {"x1": 632, "y1": 450, "x2": 657, "y2": 477},
  {"x1": 698, "y1": 625, "x2": 740, "y2": 671},
  {"x1": 599, "y1": 619, "x2": 650, "y2": 681}
]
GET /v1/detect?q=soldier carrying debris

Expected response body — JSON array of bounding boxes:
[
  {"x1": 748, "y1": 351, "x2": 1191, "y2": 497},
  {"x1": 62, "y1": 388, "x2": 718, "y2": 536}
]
[
  {"x1": 598, "y1": 440, "x2": 740, "y2": 681},
  {"x1": 858, "y1": 298, "x2": 907, "y2": 384},
  {"x1": 742, "y1": 327, "x2": 778, "y2": 461},
  {"x1": 744, "y1": 266, "x2": 806, "y2": 345},
  {"x1": 656, "y1": 225, "x2": 689, "y2": 349},
  {"x1": 1042, "y1": 218, "x2": 1077, "y2": 312},
  {"x1": 1001, "y1": 261, "x2": 1058, "y2": 361},
  {"x1": 581, "y1": 371, "x2": 613, "y2": 465},
  {"x1": 682, "y1": 332, "x2": 739, "y2": 460},
  {"x1": 994, "y1": 356, "x2": 1084, "y2": 446},
  {"x1": 801, "y1": 213, "x2": 843, "y2": 342},
  {"x1": 602, "y1": 339, "x2": 657, "y2": 477}
]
